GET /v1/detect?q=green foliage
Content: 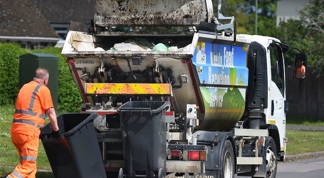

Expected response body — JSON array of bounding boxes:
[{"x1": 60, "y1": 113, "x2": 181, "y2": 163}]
[
  {"x1": 0, "y1": 105, "x2": 52, "y2": 176},
  {"x1": 0, "y1": 105, "x2": 24, "y2": 167},
  {"x1": 313, "y1": 57, "x2": 324, "y2": 76},
  {"x1": 254, "y1": 15, "x2": 277, "y2": 37},
  {"x1": 220, "y1": 0, "x2": 277, "y2": 35},
  {"x1": 219, "y1": 0, "x2": 323, "y2": 76},
  {"x1": 0, "y1": 43, "x2": 28, "y2": 105},
  {"x1": 219, "y1": 0, "x2": 250, "y2": 34},
  {"x1": 286, "y1": 130, "x2": 324, "y2": 155},
  {"x1": 275, "y1": 19, "x2": 312, "y2": 66},
  {"x1": 299, "y1": 0, "x2": 324, "y2": 24},
  {"x1": 32, "y1": 48, "x2": 82, "y2": 112}
]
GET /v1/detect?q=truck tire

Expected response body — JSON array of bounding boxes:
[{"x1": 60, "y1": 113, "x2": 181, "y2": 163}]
[
  {"x1": 221, "y1": 140, "x2": 235, "y2": 178},
  {"x1": 118, "y1": 168, "x2": 123, "y2": 178},
  {"x1": 265, "y1": 137, "x2": 277, "y2": 178},
  {"x1": 158, "y1": 168, "x2": 164, "y2": 178}
]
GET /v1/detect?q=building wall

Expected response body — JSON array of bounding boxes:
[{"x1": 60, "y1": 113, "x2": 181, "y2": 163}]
[{"x1": 276, "y1": 0, "x2": 309, "y2": 26}]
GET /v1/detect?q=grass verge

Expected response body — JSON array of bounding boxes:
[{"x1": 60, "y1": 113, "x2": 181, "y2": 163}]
[
  {"x1": 286, "y1": 130, "x2": 324, "y2": 155},
  {"x1": 0, "y1": 105, "x2": 52, "y2": 177}
]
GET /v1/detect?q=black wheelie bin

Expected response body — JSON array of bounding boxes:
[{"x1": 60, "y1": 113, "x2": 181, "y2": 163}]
[
  {"x1": 118, "y1": 101, "x2": 169, "y2": 178},
  {"x1": 40, "y1": 113, "x2": 107, "y2": 178}
]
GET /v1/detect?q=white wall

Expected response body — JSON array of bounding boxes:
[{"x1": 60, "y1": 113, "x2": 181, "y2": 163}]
[{"x1": 276, "y1": 0, "x2": 309, "y2": 26}]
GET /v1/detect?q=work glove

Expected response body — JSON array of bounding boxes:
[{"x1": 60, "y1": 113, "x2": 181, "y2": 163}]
[{"x1": 50, "y1": 130, "x2": 61, "y2": 139}]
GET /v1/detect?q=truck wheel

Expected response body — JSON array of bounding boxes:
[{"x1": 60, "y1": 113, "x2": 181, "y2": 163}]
[
  {"x1": 118, "y1": 168, "x2": 123, "y2": 178},
  {"x1": 158, "y1": 168, "x2": 164, "y2": 178},
  {"x1": 221, "y1": 140, "x2": 235, "y2": 178},
  {"x1": 265, "y1": 137, "x2": 277, "y2": 178}
]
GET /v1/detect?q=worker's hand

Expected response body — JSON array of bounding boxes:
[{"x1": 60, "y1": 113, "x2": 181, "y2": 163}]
[{"x1": 50, "y1": 130, "x2": 61, "y2": 139}]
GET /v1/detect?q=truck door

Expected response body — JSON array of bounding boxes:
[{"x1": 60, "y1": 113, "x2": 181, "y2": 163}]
[{"x1": 268, "y1": 40, "x2": 286, "y2": 153}]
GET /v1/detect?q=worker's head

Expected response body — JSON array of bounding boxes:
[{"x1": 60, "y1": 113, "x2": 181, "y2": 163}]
[
  {"x1": 296, "y1": 58, "x2": 303, "y2": 67},
  {"x1": 34, "y1": 67, "x2": 49, "y2": 85},
  {"x1": 295, "y1": 53, "x2": 307, "y2": 67}
]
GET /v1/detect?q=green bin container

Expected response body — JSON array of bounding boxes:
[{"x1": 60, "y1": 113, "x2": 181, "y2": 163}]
[
  {"x1": 19, "y1": 53, "x2": 58, "y2": 111},
  {"x1": 40, "y1": 113, "x2": 107, "y2": 178}
]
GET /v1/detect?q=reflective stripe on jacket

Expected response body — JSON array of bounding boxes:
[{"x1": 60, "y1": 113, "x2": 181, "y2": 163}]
[{"x1": 12, "y1": 81, "x2": 54, "y2": 136}]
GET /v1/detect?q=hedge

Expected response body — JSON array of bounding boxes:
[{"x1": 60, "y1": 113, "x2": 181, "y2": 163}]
[{"x1": 0, "y1": 43, "x2": 26, "y2": 105}]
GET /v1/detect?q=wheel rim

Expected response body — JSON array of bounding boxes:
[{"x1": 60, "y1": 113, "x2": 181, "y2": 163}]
[
  {"x1": 118, "y1": 168, "x2": 123, "y2": 178},
  {"x1": 224, "y1": 150, "x2": 233, "y2": 178},
  {"x1": 158, "y1": 168, "x2": 163, "y2": 178},
  {"x1": 266, "y1": 147, "x2": 277, "y2": 177}
]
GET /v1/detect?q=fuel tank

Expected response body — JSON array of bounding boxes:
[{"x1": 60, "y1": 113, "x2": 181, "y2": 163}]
[
  {"x1": 191, "y1": 40, "x2": 249, "y2": 131},
  {"x1": 156, "y1": 38, "x2": 249, "y2": 131}
]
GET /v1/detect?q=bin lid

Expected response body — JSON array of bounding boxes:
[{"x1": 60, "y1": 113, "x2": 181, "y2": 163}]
[
  {"x1": 20, "y1": 53, "x2": 57, "y2": 59},
  {"x1": 64, "y1": 113, "x2": 98, "y2": 137}
]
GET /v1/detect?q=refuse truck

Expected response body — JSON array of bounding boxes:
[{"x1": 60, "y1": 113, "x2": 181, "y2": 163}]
[{"x1": 61, "y1": 0, "x2": 306, "y2": 177}]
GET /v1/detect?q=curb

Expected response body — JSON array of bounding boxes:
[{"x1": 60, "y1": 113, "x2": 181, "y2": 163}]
[
  {"x1": 287, "y1": 125, "x2": 324, "y2": 131},
  {"x1": 285, "y1": 151, "x2": 324, "y2": 162}
]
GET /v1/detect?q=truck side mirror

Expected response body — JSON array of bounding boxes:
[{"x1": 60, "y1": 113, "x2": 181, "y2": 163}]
[{"x1": 295, "y1": 53, "x2": 307, "y2": 79}]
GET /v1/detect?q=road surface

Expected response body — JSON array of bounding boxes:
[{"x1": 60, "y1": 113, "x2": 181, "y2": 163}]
[{"x1": 236, "y1": 157, "x2": 324, "y2": 178}]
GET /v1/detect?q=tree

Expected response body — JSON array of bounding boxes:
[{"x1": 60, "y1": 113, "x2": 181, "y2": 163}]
[
  {"x1": 299, "y1": 0, "x2": 324, "y2": 76},
  {"x1": 218, "y1": 0, "x2": 277, "y2": 35},
  {"x1": 217, "y1": 0, "x2": 250, "y2": 34},
  {"x1": 275, "y1": 19, "x2": 311, "y2": 66},
  {"x1": 264, "y1": 0, "x2": 324, "y2": 76}
]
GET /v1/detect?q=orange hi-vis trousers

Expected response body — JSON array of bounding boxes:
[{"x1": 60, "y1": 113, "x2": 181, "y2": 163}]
[{"x1": 7, "y1": 132, "x2": 39, "y2": 178}]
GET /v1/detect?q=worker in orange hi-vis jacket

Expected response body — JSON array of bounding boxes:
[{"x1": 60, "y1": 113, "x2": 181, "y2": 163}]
[
  {"x1": 7, "y1": 68, "x2": 59, "y2": 178},
  {"x1": 296, "y1": 58, "x2": 306, "y2": 79}
]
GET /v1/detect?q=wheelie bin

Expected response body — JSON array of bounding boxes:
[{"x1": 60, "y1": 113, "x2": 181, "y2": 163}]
[
  {"x1": 40, "y1": 113, "x2": 107, "y2": 178},
  {"x1": 118, "y1": 101, "x2": 169, "y2": 178}
]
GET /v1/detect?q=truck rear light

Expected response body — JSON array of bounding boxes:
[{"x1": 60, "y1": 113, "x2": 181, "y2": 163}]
[
  {"x1": 188, "y1": 151, "x2": 199, "y2": 160},
  {"x1": 188, "y1": 150, "x2": 207, "y2": 161},
  {"x1": 171, "y1": 150, "x2": 181, "y2": 159},
  {"x1": 165, "y1": 111, "x2": 174, "y2": 116},
  {"x1": 199, "y1": 151, "x2": 207, "y2": 161},
  {"x1": 66, "y1": 58, "x2": 74, "y2": 63}
]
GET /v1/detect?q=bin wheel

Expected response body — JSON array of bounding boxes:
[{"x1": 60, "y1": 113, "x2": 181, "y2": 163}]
[
  {"x1": 158, "y1": 168, "x2": 164, "y2": 178},
  {"x1": 118, "y1": 168, "x2": 123, "y2": 178}
]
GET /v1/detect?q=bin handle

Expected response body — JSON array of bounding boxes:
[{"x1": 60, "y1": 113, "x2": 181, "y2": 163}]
[
  {"x1": 120, "y1": 107, "x2": 151, "y2": 111},
  {"x1": 163, "y1": 106, "x2": 170, "y2": 112}
]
